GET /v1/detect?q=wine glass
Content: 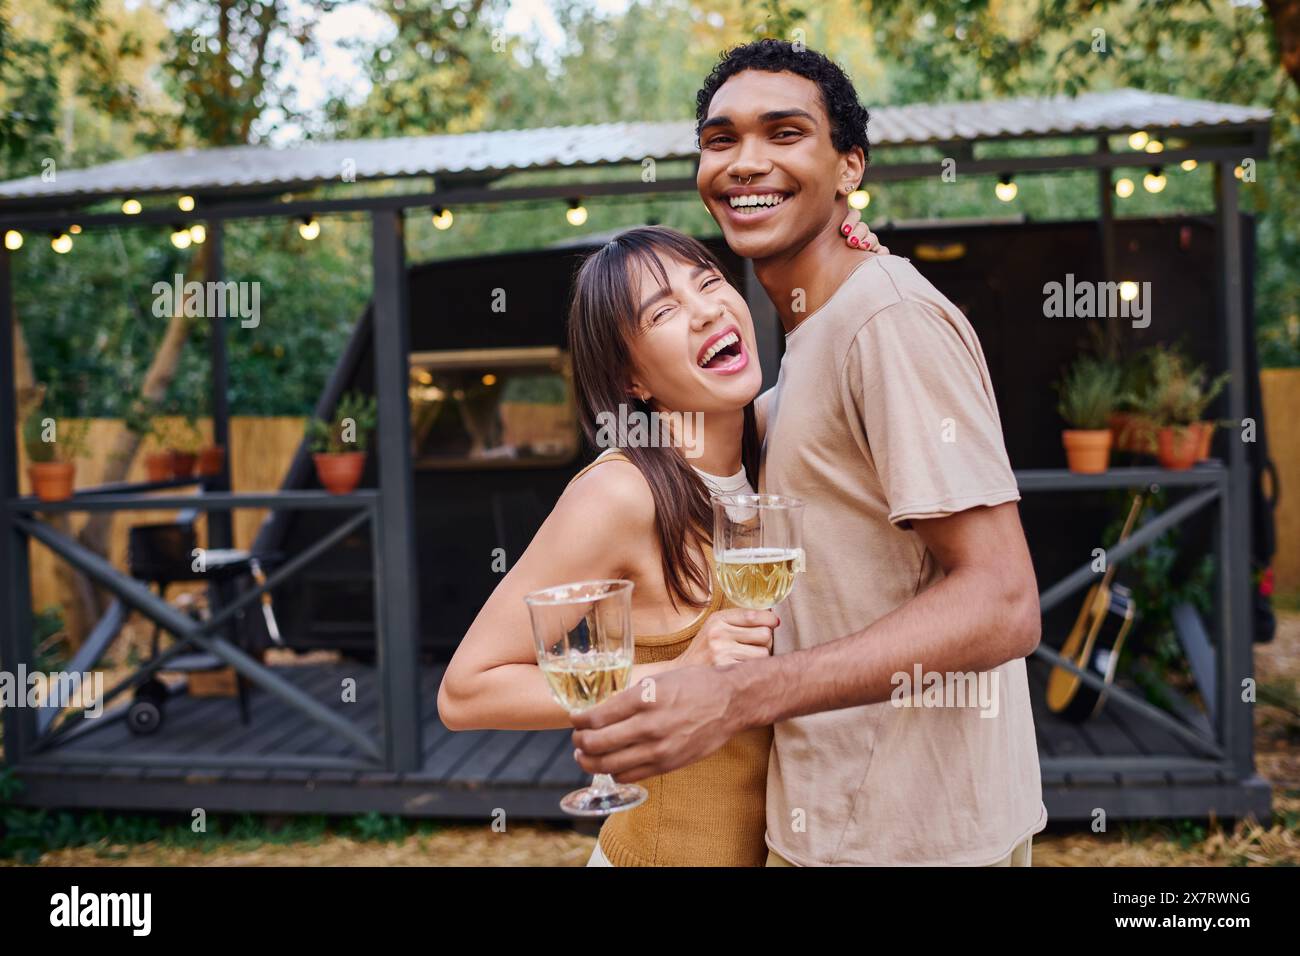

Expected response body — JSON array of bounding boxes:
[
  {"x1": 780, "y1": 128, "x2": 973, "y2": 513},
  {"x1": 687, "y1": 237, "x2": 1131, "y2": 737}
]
[
  {"x1": 525, "y1": 579, "x2": 648, "y2": 817},
  {"x1": 712, "y1": 494, "x2": 805, "y2": 612}
]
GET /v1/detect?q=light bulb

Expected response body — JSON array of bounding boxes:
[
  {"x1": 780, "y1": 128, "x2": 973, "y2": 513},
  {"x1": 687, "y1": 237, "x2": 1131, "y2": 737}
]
[
  {"x1": 1119, "y1": 281, "x2": 1139, "y2": 302},
  {"x1": 848, "y1": 189, "x2": 869, "y2": 210},
  {"x1": 566, "y1": 202, "x2": 588, "y2": 227},
  {"x1": 1144, "y1": 140, "x2": 1164, "y2": 154},
  {"x1": 1128, "y1": 131, "x2": 1149, "y2": 150},
  {"x1": 178, "y1": 195, "x2": 195, "y2": 212},
  {"x1": 188, "y1": 224, "x2": 206, "y2": 244},
  {"x1": 432, "y1": 207, "x2": 454, "y2": 230},
  {"x1": 1115, "y1": 178, "x2": 1135, "y2": 199},
  {"x1": 1143, "y1": 169, "x2": 1166, "y2": 193},
  {"x1": 3, "y1": 230, "x2": 22, "y2": 251},
  {"x1": 1180, "y1": 159, "x2": 1197, "y2": 172},
  {"x1": 170, "y1": 227, "x2": 192, "y2": 249},
  {"x1": 994, "y1": 178, "x2": 1018, "y2": 202},
  {"x1": 298, "y1": 217, "x2": 320, "y2": 240},
  {"x1": 122, "y1": 198, "x2": 142, "y2": 215},
  {"x1": 51, "y1": 233, "x2": 73, "y2": 254}
]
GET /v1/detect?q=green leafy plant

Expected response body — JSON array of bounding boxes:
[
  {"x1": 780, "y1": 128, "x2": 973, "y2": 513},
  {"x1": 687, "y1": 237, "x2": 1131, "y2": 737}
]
[
  {"x1": 21, "y1": 406, "x2": 87, "y2": 463},
  {"x1": 160, "y1": 411, "x2": 203, "y2": 453},
  {"x1": 501, "y1": 374, "x2": 568, "y2": 405},
  {"x1": 121, "y1": 399, "x2": 158, "y2": 443},
  {"x1": 1131, "y1": 348, "x2": 1230, "y2": 429},
  {"x1": 308, "y1": 391, "x2": 378, "y2": 454},
  {"x1": 1056, "y1": 356, "x2": 1122, "y2": 430}
]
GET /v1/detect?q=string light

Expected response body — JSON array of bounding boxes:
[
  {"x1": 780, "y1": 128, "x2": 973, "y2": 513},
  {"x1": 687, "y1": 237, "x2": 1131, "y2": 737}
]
[
  {"x1": 565, "y1": 199, "x2": 588, "y2": 227},
  {"x1": 1234, "y1": 165, "x2": 1245, "y2": 180},
  {"x1": 178, "y1": 195, "x2": 195, "y2": 212},
  {"x1": 122, "y1": 198, "x2": 142, "y2": 215},
  {"x1": 51, "y1": 232, "x2": 73, "y2": 254},
  {"x1": 848, "y1": 189, "x2": 870, "y2": 210},
  {"x1": 170, "y1": 224, "x2": 192, "y2": 249},
  {"x1": 298, "y1": 216, "x2": 320, "y2": 240},
  {"x1": 1119, "y1": 281, "x2": 1139, "y2": 302},
  {"x1": 432, "y1": 207, "x2": 454, "y2": 230},
  {"x1": 1115, "y1": 177, "x2": 1135, "y2": 199},
  {"x1": 1143, "y1": 167, "x2": 1167, "y2": 193},
  {"x1": 1144, "y1": 139, "x2": 1164, "y2": 154},
  {"x1": 188, "y1": 224, "x2": 206, "y2": 244},
  {"x1": 994, "y1": 174, "x2": 1018, "y2": 202},
  {"x1": 1128, "y1": 131, "x2": 1149, "y2": 150},
  {"x1": 1180, "y1": 159, "x2": 1197, "y2": 172},
  {"x1": 68, "y1": 224, "x2": 82, "y2": 234},
  {"x1": 3, "y1": 230, "x2": 21, "y2": 251}
]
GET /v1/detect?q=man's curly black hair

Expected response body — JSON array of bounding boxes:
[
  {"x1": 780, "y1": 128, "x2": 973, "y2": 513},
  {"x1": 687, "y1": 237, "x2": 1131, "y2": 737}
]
[{"x1": 694, "y1": 39, "x2": 870, "y2": 163}]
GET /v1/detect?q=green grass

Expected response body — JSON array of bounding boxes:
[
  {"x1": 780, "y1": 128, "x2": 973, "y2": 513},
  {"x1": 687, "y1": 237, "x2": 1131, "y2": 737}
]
[{"x1": 0, "y1": 768, "x2": 444, "y2": 864}]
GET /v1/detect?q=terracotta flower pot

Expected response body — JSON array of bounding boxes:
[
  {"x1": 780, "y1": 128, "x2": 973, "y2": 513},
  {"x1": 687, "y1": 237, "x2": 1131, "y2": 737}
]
[
  {"x1": 1157, "y1": 425, "x2": 1200, "y2": 471},
  {"x1": 197, "y1": 445, "x2": 225, "y2": 477},
  {"x1": 144, "y1": 450, "x2": 175, "y2": 482},
  {"x1": 1062, "y1": 429, "x2": 1112, "y2": 474},
  {"x1": 313, "y1": 451, "x2": 366, "y2": 495},
  {"x1": 171, "y1": 450, "x2": 198, "y2": 478},
  {"x1": 1195, "y1": 420, "x2": 1215, "y2": 461},
  {"x1": 28, "y1": 461, "x2": 75, "y2": 502},
  {"x1": 1109, "y1": 411, "x2": 1157, "y2": 454}
]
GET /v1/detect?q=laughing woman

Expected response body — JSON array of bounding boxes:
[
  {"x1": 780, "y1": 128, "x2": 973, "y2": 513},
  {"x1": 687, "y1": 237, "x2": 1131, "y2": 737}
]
[
  {"x1": 438, "y1": 217, "x2": 884, "y2": 866},
  {"x1": 437, "y1": 226, "x2": 778, "y2": 867}
]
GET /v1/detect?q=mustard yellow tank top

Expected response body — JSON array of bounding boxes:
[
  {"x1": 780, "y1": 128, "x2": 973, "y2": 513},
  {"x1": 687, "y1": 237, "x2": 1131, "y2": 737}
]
[{"x1": 567, "y1": 451, "x2": 771, "y2": 867}]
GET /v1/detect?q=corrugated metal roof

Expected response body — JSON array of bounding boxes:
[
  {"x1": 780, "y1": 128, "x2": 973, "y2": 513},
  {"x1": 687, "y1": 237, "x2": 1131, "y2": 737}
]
[{"x1": 0, "y1": 88, "x2": 1269, "y2": 205}]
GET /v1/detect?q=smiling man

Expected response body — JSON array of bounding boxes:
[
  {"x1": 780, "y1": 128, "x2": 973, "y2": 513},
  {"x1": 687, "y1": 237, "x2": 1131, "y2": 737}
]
[{"x1": 572, "y1": 40, "x2": 1047, "y2": 867}]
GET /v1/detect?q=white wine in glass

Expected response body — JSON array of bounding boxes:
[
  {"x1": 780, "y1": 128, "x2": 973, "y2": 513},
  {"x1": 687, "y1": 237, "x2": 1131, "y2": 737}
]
[
  {"x1": 712, "y1": 495, "x2": 805, "y2": 611},
  {"x1": 525, "y1": 579, "x2": 648, "y2": 817}
]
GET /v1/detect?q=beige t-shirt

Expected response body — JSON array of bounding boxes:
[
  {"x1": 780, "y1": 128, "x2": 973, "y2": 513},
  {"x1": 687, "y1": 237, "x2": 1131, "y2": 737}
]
[{"x1": 760, "y1": 254, "x2": 1047, "y2": 866}]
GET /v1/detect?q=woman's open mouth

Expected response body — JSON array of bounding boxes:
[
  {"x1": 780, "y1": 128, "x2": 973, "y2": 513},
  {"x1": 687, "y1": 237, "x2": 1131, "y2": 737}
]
[{"x1": 696, "y1": 328, "x2": 748, "y2": 374}]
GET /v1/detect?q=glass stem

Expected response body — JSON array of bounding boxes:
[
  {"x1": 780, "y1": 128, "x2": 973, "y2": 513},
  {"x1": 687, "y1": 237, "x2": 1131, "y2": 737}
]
[{"x1": 589, "y1": 773, "x2": 618, "y2": 797}]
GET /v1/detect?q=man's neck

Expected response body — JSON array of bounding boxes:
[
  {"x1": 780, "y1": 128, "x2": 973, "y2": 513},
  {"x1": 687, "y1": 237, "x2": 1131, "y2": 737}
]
[{"x1": 753, "y1": 216, "x2": 874, "y2": 334}]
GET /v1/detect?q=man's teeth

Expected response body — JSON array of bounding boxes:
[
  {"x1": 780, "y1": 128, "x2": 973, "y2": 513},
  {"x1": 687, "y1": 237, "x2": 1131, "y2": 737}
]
[
  {"x1": 699, "y1": 331, "x2": 740, "y2": 367},
  {"x1": 728, "y1": 193, "x2": 786, "y2": 209}
]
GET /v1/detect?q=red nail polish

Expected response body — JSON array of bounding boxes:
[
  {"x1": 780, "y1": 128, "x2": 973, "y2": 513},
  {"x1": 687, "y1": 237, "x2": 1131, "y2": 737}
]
[
  {"x1": 842, "y1": 225, "x2": 851, "y2": 235},
  {"x1": 849, "y1": 237, "x2": 858, "y2": 247}
]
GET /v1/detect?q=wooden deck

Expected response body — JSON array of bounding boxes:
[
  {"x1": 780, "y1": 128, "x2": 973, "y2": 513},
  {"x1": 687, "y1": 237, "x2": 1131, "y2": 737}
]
[{"x1": 8, "y1": 661, "x2": 1271, "y2": 822}]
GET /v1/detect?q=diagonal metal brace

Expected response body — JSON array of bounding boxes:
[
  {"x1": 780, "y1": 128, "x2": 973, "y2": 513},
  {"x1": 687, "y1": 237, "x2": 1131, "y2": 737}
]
[
  {"x1": 1032, "y1": 642, "x2": 1224, "y2": 759},
  {"x1": 198, "y1": 508, "x2": 370, "y2": 637},
  {"x1": 1038, "y1": 485, "x2": 1220, "y2": 614},
  {"x1": 14, "y1": 516, "x2": 382, "y2": 762}
]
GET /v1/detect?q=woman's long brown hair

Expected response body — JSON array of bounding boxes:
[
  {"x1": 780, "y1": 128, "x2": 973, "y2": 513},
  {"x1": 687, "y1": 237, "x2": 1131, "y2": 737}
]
[{"x1": 567, "y1": 227, "x2": 761, "y2": 610}]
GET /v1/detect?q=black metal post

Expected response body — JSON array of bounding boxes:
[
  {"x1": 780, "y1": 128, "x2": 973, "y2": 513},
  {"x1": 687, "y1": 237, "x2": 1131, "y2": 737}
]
[
  {"x1": 370, "y1": 209, "x2": 422, "y2": 772},
  {"x1": 0, "y1": 246, "x2": 36, "y2": 762},
  {"x1": 1213, "y1": 163, "x2": 1255, "y2": 780},
  {"x1": 206, "y1": 220, "x2": 233, "y2": 549}
]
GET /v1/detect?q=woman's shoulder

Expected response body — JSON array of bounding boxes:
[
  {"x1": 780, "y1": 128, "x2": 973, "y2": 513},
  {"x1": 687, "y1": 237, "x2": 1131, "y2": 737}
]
[{"x1": 559, "y1": 453, "x2": 657, "y2": 530}]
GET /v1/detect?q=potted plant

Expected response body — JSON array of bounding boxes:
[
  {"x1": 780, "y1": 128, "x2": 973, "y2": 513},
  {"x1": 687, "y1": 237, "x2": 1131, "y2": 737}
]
[
  {"x1": 1108, "y1": 349, "x2": 1158, "y2": 454},
  {"x1": 23, "y1": 406, "x2": 88, "y2": 502},
  {"x1": 308, "y1": 391, "x2": 377, "y2": 494},
  {"x1": 1134, "y1": 349, "x2": 1229, "y2": 471},
  {"x1": 1056, "y1": 356, "x2": 1121, "y2": 474},
  {"x1": 197, "y1": 437, "x2": 225, "y2": 477},
  {"x1": 499, "y1": 374, "x2": 577, "y2": 458},
  {"x1": 165, "y1": 413, "x2": 203, "y2": 478},
  {"x1": 125, "y1": 399, "x2": 173, "y2": 482}
]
